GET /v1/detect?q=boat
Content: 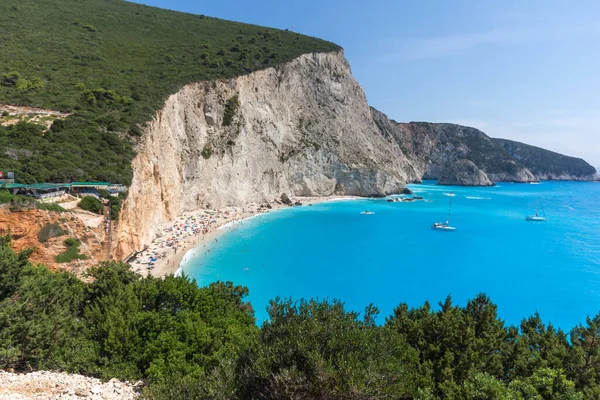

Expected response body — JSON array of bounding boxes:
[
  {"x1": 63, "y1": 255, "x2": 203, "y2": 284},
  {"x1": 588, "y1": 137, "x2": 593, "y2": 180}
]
[
  {"x1": 432, "y1": 197, "x2": 456, "y2": 231},
  {"x1": 431, "y1": 222, "x2": 456, "y2": 231},
  {"x1": 526, "y1": 196, "x2": 547, "y2": 222},
  {"x1": 360, "y1": 210, "x2": 375, "y2": 215}
]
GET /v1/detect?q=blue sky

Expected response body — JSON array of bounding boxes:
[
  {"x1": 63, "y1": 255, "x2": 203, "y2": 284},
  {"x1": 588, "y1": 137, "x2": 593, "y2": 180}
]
[{"x1": 132, "y1": 0, "x2": 600, "y2": 166}]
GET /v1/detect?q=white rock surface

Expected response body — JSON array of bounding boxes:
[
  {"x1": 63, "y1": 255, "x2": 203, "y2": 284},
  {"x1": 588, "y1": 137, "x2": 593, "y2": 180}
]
[
  {"x1": 0, "y1": 370, "x2": 140, "y2": 399},
  {"x1": 116, "y1": 50, "x2": 418, "y2": 258}
]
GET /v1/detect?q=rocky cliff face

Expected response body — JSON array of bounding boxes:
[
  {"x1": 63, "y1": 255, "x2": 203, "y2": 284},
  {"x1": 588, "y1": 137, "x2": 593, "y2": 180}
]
[
  {"x1": 371, "y1": 111, "x2": 536, "y2": 184},
  {"x1": 116, "y1": 51, "x2": 418, "y2": 258},
  {"x1": 116, "y1": 50, "x2": 599, "y2": 259},
  {"x1": 495, "y1": 139, "x2": 599, "y2": 181},
  {"x1": 438, "y1": 159, "x2": 494, "y2": 186}
]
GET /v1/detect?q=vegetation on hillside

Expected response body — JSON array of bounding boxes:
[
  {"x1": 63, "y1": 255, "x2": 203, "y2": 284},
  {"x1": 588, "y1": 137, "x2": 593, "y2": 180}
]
[
  {"x1": 1, "y1": 237, "x2": 600, "y2": 399},
  {"x1": 55, "y1": 237, "x2": 87, "y2": 263},
  {"x1": 0, "y1": 0, "x2": 340, "y2": 184},
  {"x1": 78, "y1": 195, "x2": 103, "y2": 214}
]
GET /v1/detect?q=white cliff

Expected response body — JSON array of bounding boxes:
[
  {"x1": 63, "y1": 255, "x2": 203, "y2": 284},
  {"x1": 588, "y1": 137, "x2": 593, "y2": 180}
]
[{"x1": 116, "y1": 51, "x2": 418, "y2": 258}]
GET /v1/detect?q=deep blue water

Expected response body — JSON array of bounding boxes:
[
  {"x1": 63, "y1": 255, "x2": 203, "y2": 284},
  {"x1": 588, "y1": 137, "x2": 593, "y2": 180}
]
[{"x1": 181, "y1": 181, "x2": 600, "y2": 330}]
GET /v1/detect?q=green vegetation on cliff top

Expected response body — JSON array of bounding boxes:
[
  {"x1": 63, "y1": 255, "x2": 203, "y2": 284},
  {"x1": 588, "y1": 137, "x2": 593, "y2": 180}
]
[{"x1": 0, "y1": 0, "x2": 340, "y2": 184}]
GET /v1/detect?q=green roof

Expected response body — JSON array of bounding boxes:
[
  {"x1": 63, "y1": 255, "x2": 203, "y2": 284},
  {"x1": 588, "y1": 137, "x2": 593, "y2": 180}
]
[
  {"x1": 70, "y1": 181, "x2": 112, "y2": 186},
  {"x1": 2, "y1": 183, "x2": 27, "y2": 189},
  {"x1": 27, "y1": 183, "x2": 69, "y2": 191}
]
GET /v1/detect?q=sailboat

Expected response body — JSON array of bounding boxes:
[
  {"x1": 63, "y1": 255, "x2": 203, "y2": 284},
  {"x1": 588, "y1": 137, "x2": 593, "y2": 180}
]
[
  {"x1": 526, "y1": 196, "x2": 547, "y2": 221},
  {"x1": 432, "y1": 197, "x2": 457, "y2": 231}
]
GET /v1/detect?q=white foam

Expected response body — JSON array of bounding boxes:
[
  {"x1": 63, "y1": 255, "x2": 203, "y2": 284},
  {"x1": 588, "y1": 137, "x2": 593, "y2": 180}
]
[{"x1": 466, "y1": 196, "x2": 491, "y2": 200}]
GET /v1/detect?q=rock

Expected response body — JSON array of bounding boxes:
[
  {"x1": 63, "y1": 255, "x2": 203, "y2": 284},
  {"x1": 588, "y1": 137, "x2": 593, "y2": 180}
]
[
  {"x1": 438, "y1": 159, "x2": 494, "y2": 186},
  {"x1": 90, "y1": 385, "x2": 102, "y2": 394},
  {"x1": 401, "y1": 187, "x2": 413, "y2": 195},
  {"x1": 0, "y1": 371, "x2": 139, "y2": 399},
  {"x1": 266, "y1": 204, "x2": 272, "y2": 209},
  {"x1": 294, "y1": 201, "x2": 302, "y2": 206},
  {"x1": 280, "y1": 193, "x2": 293, "y2": 206},
  {"x1": 203, "y1": 104, "x2": 215, "y2": 126}
]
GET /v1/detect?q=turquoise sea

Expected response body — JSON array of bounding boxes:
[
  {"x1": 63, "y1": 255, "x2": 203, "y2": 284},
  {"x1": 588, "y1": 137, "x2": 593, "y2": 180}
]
[{"x1": 180, "y1": 181, "x2": 600, "y2": 330}]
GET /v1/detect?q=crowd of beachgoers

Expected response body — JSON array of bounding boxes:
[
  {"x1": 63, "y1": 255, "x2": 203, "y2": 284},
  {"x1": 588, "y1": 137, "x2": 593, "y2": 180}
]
[
  {"x1": 127, "y1": 196, "x2": 361, "y2": 277},
  {"x1": 128, "y1": 203, "x2": 273, "y2": 276}
]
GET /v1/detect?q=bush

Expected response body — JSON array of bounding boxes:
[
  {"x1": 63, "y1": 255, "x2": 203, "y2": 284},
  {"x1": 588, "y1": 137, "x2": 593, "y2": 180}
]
[
  {"x1": 0, "y1": 191, "x2": 14, "y2": 204},
  {"x1": 78, "y1": 196, "x2": 103, "y2": 214},
  {"x1": 201, "y1": 145, "x2": 212, "y2": 160},
  {"x1": 55, "y1": 238, "x2": 87, "y2": 263},
  {"x1": 37, "y1": 223, "x2": 67, "y2": 243},
  {"x1": 222, "y1": 95, "x2": 239, "y2": 126},
  {"x1": 36, "y1": 202, "x2": 66, "y2": 212}
]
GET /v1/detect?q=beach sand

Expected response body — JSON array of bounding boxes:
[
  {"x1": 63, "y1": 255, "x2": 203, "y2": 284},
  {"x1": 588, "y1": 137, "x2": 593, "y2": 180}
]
[{"x1": 128, "y1": 196, "x2": 362, "y2": 278}]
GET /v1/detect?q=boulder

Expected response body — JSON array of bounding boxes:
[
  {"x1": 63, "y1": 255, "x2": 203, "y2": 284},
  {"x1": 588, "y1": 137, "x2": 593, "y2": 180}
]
[
  {"x1": 203, "y1": 104, "x2": 215, "y2": 126},
  {"x1": 280, "y1": 193, "x2": 293, "y2": 206},
  {"x1": 438, "y1": 159, "x2": 494, "y2": 186}
]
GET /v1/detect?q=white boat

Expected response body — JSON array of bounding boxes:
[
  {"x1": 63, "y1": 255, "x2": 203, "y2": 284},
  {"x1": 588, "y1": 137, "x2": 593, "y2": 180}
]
[
  {"x1": 431, "y1": 221, "x2": 457, "y2": 231},
  {"x1": 526, "y1": 196, "x2": 547, "y2": 222},
  {"x1": 360, "y1": 210, "x2": 375, "y2": 215},
  {"x1": 432, "y1": 197, "x2": 456, "y2": 231},
  {"x1": 526, "y1": 215, "x2": 546, "y2": 222}
]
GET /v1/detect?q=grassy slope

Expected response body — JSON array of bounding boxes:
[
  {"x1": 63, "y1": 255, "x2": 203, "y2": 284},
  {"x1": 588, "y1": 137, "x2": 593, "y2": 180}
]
[{"x1": 0, "y1": 0, "x2": 340, "y2": 183}]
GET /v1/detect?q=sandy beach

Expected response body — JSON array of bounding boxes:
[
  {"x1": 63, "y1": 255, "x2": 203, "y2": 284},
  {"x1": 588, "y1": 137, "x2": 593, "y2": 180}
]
[{"x1": 128, "y1": 195, "x2": 362, "y2": 278}]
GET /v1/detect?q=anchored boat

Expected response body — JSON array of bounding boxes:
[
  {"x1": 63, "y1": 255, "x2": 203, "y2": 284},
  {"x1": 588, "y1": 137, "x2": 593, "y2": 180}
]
[
  {"x1": 526, "y1": 196, "x2": 547, "y2": 222},
  {"x1": 432, "y1": 197, "x2": 456, "y2": 231}
]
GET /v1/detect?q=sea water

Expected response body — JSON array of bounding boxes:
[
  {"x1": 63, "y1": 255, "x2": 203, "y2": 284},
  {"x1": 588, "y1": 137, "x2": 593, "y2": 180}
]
[{"x1": 181, "y1": 181, "x2": 600, "y2": 330}]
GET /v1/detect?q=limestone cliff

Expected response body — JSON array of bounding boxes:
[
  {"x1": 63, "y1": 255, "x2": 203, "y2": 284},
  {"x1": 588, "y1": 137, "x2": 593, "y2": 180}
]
[
  {"x1": 495, "y1": 138, "x2": 599, "y2": 181},
  {"x1": 371, "y1": 111, "x2": 536, "y2": 184},
  {"x1": 438, "y1": 160, "x2": 494, "y2": 186},
  {"x1": 116, "y1": 51, "x2": 418, "y2": 258}
]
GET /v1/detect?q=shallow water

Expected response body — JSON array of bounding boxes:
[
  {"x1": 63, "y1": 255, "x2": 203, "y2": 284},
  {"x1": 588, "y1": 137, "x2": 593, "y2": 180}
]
[{"x1": 181, "y1": 181, "x2": 600, "y2": 329}]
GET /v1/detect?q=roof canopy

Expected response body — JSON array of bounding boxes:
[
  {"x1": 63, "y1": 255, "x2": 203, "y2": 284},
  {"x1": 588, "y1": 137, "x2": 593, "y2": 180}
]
[{"x1": 70, "y1": 181, "x2": 112, "y2": 187}]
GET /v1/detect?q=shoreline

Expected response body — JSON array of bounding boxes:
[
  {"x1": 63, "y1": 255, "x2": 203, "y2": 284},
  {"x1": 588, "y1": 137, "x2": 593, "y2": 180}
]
[{"x1": 128, "y1": 195, "x2": 364, "y2": 278}]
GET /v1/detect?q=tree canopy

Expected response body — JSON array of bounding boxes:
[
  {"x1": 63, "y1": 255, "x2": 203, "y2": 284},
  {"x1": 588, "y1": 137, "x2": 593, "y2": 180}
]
[{"x1": 1, "y1": 237, "x2": 599, "y2": 399}]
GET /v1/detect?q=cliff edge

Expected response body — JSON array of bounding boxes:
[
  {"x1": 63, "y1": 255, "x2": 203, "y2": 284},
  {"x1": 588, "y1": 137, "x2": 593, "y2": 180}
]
[{"x1": 116, "y1": 51, "x2": 418, "y2": 258}]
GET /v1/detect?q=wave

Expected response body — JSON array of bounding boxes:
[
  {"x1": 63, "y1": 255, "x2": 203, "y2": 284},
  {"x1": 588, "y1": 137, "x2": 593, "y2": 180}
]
[{"x1": 466, "y1": 196, "x2": 491, "y2": 200}]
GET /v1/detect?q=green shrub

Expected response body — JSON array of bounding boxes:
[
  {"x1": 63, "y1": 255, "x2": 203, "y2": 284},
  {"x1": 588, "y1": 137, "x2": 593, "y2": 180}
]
[
  {"x1": 37, "y1": 223, "x2": 67, "y2": 243},
  {"x1": 36, "y1": 202, "x2": 66, "y2": 212},
  {"x1": 78, "y1": 196, "x2": 103, "y2": 214},
  {"x1": 201, "y1": 145, "x2": 212, "y2": 160},
  {"x1": 0, "y1": 191, "x2": 14, "y2": 204},
  {"x1": 55, "y1": 238, "x2": 87, "y2": 263},
  {"x1": 222, "y1": 95, "x2": 239, "y2": 126}
]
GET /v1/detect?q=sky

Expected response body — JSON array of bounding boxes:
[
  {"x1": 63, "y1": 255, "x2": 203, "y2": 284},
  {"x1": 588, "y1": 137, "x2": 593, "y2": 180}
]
[{"x1": 132, "y1": 0, "x2": 600, "y2": 166}]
